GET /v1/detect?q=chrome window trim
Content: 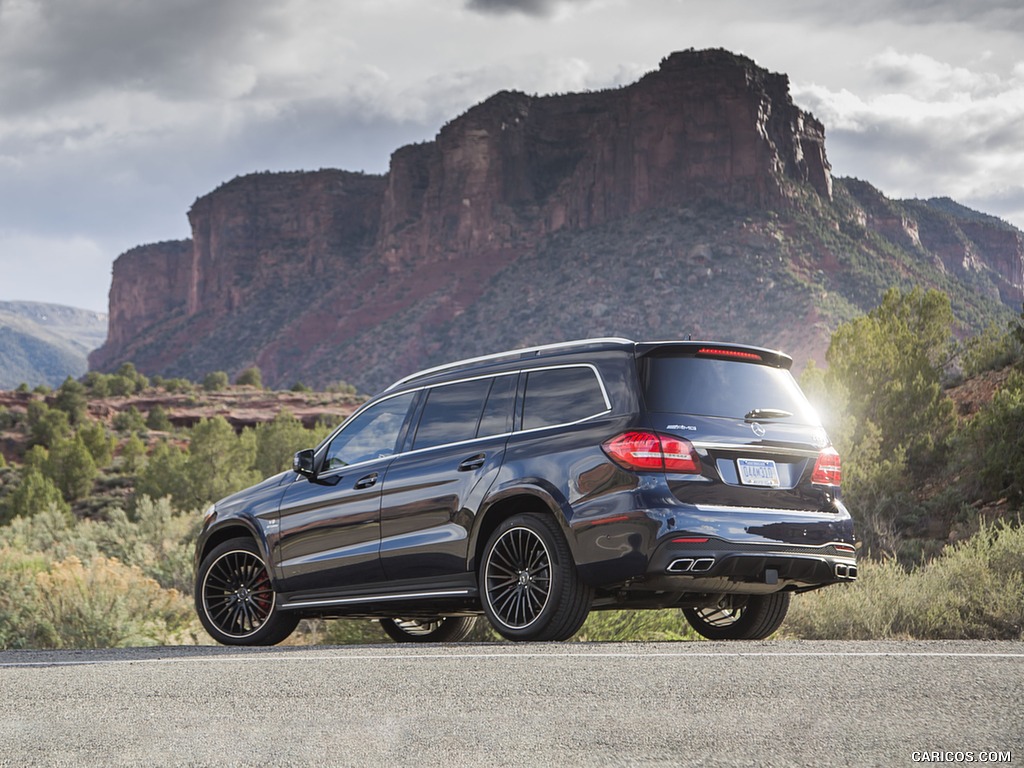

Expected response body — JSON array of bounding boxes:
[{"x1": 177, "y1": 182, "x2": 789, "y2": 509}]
[
  {"x1": 310, "y1": 363, "x2": 613, "y2": 478},
  {"x1": 384, "y1": 337, "x2": 634, "y2": 392}
]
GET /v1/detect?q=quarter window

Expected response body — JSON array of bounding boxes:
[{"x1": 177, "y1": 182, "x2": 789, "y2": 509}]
[
  {"x1": 522, "y1": 367, "x2": 608, "y2": 430},
  {"x1": 323, "y1": 393, "x2": 414, "y2": 470}
]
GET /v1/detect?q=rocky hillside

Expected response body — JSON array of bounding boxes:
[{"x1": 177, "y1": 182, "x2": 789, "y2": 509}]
[
  {"x1": 89, "y1": 49, "x2": 1023, "y2": 393},
  {"x1": 0, "y1": 302, "x2": 107, "y2": 389}
]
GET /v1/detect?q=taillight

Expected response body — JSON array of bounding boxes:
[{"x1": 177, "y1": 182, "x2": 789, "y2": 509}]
[
  {"x1": 602, "y1": 431, "x2": 701, "y2": 473},
  {"x1": 811, "y1": 447, "x2": 841, "y2": 486}
]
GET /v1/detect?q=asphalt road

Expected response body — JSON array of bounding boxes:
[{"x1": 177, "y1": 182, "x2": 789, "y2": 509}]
[{"x1": 0, "y1": 640, "x2": 1021, "y2": 767}]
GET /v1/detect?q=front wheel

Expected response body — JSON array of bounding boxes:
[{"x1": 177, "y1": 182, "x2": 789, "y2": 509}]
[
  {"x1": 479, "y1": 512, "x2": 592, "y2": 642},
  {"x1": 379, "y1": 616, "x2": 477, "y2": 643},
  {"x1": 682, "y1": 592, "x2": 791, "y2": 640},
  {"x1": 196, "y1": 537, "x2": 299, "y2": 646}
]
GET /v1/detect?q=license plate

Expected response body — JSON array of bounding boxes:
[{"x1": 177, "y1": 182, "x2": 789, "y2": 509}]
[{"x1": 737, "y1": 458, "x2": 780, "y2": 487}]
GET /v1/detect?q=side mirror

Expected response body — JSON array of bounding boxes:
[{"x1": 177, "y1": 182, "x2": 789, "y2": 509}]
[{"x1": 293, "y1": 449, "x2": 317, "y2": 478}]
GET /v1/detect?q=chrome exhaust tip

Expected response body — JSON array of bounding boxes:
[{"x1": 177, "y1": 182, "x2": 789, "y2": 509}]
[
  {"x1": 835, "y1": 563, "x2": 858, "y2": 580},
  {"x1": 667, "y1": 558, "x2": 695, "y2": 573},
  {"x1": 691, "y1": 558, "x2": 716, "y2": 573}
]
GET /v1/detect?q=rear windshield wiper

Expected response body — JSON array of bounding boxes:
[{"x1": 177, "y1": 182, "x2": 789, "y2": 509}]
[{"x1": 744, "y1": 408, "x2": 793, "y2": 421}]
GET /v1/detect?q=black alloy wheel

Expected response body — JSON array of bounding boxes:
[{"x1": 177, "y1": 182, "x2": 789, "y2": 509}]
[
  {"x1": 682, "y1": 592, "x2": 791, "y2": 640},
  {"x1": 480, "y1": 512, "x2": 592, "y2": 642},
  {"x1": 196, "y1": 537, "x2": 299, "y2": 646},
  {"x1": 379, "y1": 616, "x2": 478, "y2": 643}
]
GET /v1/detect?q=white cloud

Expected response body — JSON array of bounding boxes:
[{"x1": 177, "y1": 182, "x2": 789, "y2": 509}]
[
  {"x1": 1, "y1": 0, "x2": 1024, "y2": 315},
  {"x1": 792, "y1": 50, "x2": 1024, "y2": 217}
]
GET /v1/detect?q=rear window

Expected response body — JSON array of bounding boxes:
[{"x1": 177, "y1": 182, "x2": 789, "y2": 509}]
[{"x1": 641, "y1": 356, "x2": 820, "y2": 425}]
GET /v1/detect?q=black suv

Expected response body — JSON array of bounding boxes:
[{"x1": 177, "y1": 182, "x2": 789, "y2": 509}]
[{"x1": 194, "y1": 338, "x2": 856, "y2": 644}]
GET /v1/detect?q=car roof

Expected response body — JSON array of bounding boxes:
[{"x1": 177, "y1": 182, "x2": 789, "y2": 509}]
[{"x1": 384, "y1": 337, "x2": 792, "y2": 394}]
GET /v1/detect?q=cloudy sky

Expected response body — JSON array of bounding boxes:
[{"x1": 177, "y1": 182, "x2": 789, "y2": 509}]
[{"x1": 1, "y1": 0, "x2": 1022, "y2": 313}]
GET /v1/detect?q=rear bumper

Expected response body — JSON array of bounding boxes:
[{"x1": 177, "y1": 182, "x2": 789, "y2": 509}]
[
  {"x1": 639, "y1": 537, "x2": 858, "y2": 593},
  {"x1": 570, "y1": 491, "x2": 857, "y2": 591}
]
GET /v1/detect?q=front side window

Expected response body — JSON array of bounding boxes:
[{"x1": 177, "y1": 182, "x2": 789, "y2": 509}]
[
  {"x1": 323, "y1": 393, "x2": 414, "y2": 470},
  {"x1": 522, "y1": 366, "x2": 609, "y2": 430}
]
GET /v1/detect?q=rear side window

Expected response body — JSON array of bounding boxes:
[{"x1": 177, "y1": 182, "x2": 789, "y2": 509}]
[
  {"x1": 478, "y1": 374, "x2": 517, "y2": 438},
  {"x1": 642, "y1": 356, "x2": 820, "y2": 425},
  {"x1": 522, "y1": 366, "x2": 609, "y2": 430},
  {"x1": 413, "y1": 378, "x2": 491, "y2": 450}
]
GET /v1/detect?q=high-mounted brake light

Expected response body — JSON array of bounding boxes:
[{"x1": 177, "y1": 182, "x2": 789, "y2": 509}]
[
  {"x1": 696, "y1": 347, "x2": 762, "y2": 361},
  {"x1": 811, "y1": 447, "x2": 842, "y2": 486},
  {"x1": 602, "y1": 431, "x2": 701, "y2": 473}
]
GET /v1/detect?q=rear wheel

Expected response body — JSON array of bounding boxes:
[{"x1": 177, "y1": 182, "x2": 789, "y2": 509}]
[
  {"x1": 479, "y1": 512, "x2": 592, "y2": 642},
  {"x1": 682, "y1": 592, "x2": 790, "y2": 640},
  {"x1": 379, "y1": 616, "x2": 477, "y2": 643},
  {"x1": 196, "y1": 537, "x2": 299, "y2": 646}
]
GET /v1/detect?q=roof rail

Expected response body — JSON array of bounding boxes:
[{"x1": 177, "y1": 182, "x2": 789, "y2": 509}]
[{"x1": 384, "y1": 337, "x2": 636, "y2": 392}]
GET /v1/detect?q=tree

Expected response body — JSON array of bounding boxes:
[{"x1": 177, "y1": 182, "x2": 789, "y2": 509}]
[
  {"x1": 824, "y1": 287, "x2": 956, "y2": 466},
  {"x1": 119, "y1": 433, "x2": 147, "y2": 474},
  {"x1": 135, "y1": 417, "x2": 260, "y2": 510},
  {"x1": 112, "y1": 407, "x2": 146, "y2": 434},
  {"x1": 47, "y1": 434, "x2": 99, "y2": 502},
  {"x1": 77, "y1": 421, "x2": 115, "y2": 468},
  {"x1": 183, "y1": 417, "x2": 259, "y2": 507},
  {"x1": 135, "y1": 441, "x2": 190, "y2": 507},
  {"x1": 203, "y1": 371, "x2": 230, "y2": 392},
  {"x1": 28, "y1": 402, "x2": 71, "y2": 448},
  {"x1": 234, "y1": 366, "x2": 263, "y2": 389},
  {"x1": 53, "y1": 377, "x2": 89, "y2": 425},
  {"x1": 253, "y1": 411, "x2": 315, "y2": 477},
  {"x1": 146, "y1": 405, "x2": 172, "y2": 432},
  {"x1": 1, "y1": 470, "x2": 70, "y2": 523}
]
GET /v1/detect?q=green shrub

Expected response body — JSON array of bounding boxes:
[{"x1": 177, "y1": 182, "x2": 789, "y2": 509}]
[
  {"x1": 119, "y1": 433, "x2": 147, "y2": 473},
  {"x1": 576, "y1": 609, "x2": 699, "y2": 642},
  {"x1": 956, "y1": 373, "x2": 1024, "y2": 504},
  {"x1": 27, "y1": 401, "x2": 70, "y2": 448},
  {"x1": 0, "y1": 548, "x2": 52, "y2": 649},
  {"x1": 235, "y1": 366, "x2": 263, "y2": 389},
  {"x1": 784, "y1": 521, "x2": 1024, "y2": 640},
  {"x1": 112, "y1": 406, "x2": 146, "y2": 433},
  {"x1": 1, "y1": 475, "x2": 70, "y2": 524},
  {"x1": 53, "y1": 377, "x2": 89, "y2": 425},
  {"x1": 146, "y1": 404, "x2": 173, "y2": 432},
  {"x1": 32, "y1": 555, "x2": 195, "y2": 648},
  {"x1": 202, "y1": 371, "x2": 230, "y2": 392},
  {"x1": 960, "y1": 322, "x2": 1023, "y2": 378}
]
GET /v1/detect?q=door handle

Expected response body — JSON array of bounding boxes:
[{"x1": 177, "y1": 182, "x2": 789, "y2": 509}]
[
  {"x1": 458, "y1": 454, "x2": 486, "y2": 472},
  {"x1": 354, "y1": 472, "x2": 378, "y2": 489}
]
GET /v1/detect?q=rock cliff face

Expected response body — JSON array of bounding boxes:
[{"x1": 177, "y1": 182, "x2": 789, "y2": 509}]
[{"x1": 90, "y1": 49, "x2": 1023, "y2": 392}]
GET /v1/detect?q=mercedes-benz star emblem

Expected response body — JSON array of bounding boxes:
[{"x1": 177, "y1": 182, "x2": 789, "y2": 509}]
[{"x1": 751, "y1": 422, "x2": 766, "y2": 438}]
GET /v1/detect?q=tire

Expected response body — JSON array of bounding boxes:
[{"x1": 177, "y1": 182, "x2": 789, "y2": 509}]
[
  {"x1": 682, "y1": 592, "x2": 791, "y2": 640},
  {"x1": 479, "y1": 512, "x2": 592, "y2": 642},
  {"x1": 379, "y1": 616, "x2": 478, "y2": 643},
  {"x1": 196, "y1": 537, "x2": 299, "y2": 646}
]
